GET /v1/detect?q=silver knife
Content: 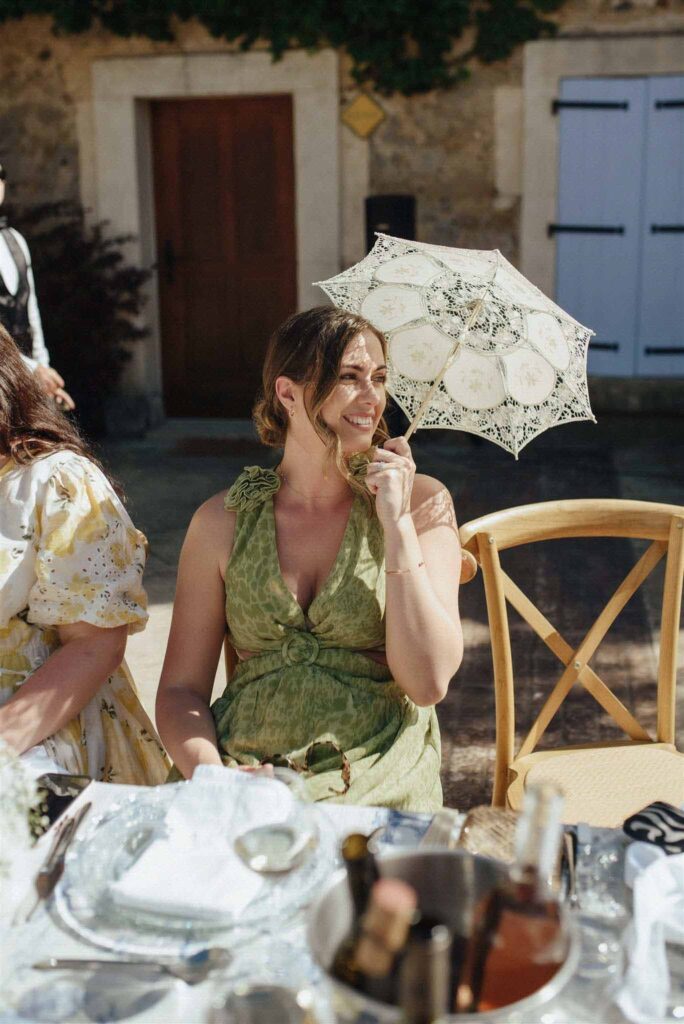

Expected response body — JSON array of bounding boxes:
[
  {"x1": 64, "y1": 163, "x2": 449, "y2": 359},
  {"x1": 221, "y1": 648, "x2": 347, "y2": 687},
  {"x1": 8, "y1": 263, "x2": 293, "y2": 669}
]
[{"x1": 21, "y1": 800, "x2": 92, "y2": 923}]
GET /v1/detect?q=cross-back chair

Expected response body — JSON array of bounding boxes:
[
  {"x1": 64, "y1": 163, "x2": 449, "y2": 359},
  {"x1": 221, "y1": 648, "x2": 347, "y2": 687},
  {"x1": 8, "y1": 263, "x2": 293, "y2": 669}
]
[{"x1": 459, "y1": 499, "x2": 684, "y2": 827}]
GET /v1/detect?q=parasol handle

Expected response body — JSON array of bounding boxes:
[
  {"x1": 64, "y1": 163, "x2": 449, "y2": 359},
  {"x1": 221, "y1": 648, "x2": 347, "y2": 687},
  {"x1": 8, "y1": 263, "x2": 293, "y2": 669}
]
[{"x1": 403, "y1": 296, "x2": 486, "y2": 441}]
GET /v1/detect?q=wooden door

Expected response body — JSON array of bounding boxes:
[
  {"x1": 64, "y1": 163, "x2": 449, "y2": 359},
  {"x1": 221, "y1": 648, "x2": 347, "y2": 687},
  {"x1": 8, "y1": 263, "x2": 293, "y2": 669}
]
[{"x1": 151, "y1": 96, "x2": 297, "y2": 417}]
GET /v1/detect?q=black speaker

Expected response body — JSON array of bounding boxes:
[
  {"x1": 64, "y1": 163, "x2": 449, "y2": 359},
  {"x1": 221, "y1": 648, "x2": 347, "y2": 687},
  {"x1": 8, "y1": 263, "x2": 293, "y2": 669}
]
[{"x1": 365, "y1": 194, "x2": 416, "y2": 252}]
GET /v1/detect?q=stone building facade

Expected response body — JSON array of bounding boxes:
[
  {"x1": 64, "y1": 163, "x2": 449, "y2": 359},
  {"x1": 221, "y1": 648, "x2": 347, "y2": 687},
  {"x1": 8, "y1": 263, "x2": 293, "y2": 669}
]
[{"x1": 1, "y1": 6, "x2": 682, "y2": 421}]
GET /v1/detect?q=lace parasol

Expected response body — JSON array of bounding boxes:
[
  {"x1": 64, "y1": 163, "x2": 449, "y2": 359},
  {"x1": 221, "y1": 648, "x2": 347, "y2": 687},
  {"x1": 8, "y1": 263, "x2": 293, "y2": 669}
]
[{"x1": 315, "y1": 234, "x2": 596, "y2": 458}]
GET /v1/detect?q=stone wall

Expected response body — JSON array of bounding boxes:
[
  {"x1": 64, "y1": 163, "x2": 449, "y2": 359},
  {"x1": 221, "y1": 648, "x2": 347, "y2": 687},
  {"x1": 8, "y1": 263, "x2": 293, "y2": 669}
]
[
  {"x1": 2, "y1": 5, "x2": 683, "y2": 249},
  {"x1": 0, "y1": 16, "x2": 260, "y2": 207},
  {"x1": 1, "y1": 7, "x2": 682, "y2": 414},
  {"x1": 366, "y1": 0, "x2": 684, "y2": 263}
]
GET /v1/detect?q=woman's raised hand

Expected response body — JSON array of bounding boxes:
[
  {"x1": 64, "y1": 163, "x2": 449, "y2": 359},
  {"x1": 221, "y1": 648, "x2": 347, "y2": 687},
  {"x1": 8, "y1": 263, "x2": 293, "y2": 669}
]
[{"x1": 365, "y1": 436, "x2": 416, "y2": 528}]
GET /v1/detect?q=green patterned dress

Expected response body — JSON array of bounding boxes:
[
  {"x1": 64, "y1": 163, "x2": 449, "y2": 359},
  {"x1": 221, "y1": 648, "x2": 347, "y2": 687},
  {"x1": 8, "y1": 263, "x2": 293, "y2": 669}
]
[{"x1": 209, "y1": 467, "x2": 442, "y2": 812}]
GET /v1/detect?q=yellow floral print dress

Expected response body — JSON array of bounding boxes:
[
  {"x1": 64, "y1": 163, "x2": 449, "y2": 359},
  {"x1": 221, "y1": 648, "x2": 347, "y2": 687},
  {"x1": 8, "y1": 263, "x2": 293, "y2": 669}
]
[{"x1": 0, "y1": 451, "x2": 169, "y2": 784}]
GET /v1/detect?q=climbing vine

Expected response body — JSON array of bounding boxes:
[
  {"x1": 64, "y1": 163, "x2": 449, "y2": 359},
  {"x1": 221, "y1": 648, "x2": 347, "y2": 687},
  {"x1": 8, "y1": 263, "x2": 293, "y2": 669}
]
[{"x1": 0, "y1": 0, "x2": 565, "y2": 95}]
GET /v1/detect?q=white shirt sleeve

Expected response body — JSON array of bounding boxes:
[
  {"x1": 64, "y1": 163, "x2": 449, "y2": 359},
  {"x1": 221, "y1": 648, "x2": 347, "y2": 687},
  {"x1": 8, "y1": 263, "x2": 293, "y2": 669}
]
[
  {"x1": 21, "y1": 353, "x2": 38, "y2": 371},
  {"x1": 11, "y1": 229, "x2": 50, "y2": 368}
]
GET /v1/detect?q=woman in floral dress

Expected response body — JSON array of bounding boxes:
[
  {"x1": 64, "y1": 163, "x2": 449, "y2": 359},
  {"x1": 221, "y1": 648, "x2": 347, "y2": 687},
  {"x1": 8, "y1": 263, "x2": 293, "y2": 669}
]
[{"x1": 0, "y1": 326, "x2": 168, "y2": 783}]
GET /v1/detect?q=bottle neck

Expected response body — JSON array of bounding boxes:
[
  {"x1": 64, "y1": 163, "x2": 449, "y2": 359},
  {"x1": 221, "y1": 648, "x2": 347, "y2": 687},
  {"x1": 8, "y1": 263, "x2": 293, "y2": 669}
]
[
  {"x1": 399, "y1": 922, "x2": 452, "y2": 1024},
  {"x1": 355, "y1": 878, "x2": 418, "y2": 978},
  {"x1": 510, "y1": 784, "x2": 564, "y2": 899},
  {"x1": 342, "y1": 834, "x2": 378, "y2": 923}
]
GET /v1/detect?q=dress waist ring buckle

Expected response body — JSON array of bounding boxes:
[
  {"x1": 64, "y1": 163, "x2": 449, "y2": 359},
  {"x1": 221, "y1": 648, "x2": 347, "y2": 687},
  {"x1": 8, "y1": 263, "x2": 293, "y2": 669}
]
[{"x1": 281, "y1": 631, "x2": 320, "y2": 666}]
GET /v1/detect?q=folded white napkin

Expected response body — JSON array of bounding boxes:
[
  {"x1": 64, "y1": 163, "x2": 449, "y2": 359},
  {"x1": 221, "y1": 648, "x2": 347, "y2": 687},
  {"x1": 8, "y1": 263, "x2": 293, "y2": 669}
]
[
  {"x1": 109, "y1": 769, "x2": 294, "y2": 921},
  {"x1": 614, "y1": 851, "x2": 684, "y2": 1023},
  {"x1": 109, "y1": 840, "x2": 264, "y2": 920}
]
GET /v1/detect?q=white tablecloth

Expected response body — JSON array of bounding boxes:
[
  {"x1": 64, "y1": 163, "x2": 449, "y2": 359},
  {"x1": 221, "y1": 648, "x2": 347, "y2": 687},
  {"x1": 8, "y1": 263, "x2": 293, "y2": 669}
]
[
  {"x1": 1, "y1": 783, "x2": 677, "y2": 1024},
  {"x1": 0, "y1": 783, "x2": 392, "y2": 1024}
]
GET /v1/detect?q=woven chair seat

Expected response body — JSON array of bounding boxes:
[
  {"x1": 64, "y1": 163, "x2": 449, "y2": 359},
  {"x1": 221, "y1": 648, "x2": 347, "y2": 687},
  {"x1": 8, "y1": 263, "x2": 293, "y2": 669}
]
[{"x1": 510, "y1": 744, "x2": 684, "y2": 827}]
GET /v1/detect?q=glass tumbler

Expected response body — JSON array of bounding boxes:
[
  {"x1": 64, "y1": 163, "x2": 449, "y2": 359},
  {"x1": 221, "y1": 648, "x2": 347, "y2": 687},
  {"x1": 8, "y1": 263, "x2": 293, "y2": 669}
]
[{"x1": 573, "y1": 825, "x2": 629, "y2": 980}]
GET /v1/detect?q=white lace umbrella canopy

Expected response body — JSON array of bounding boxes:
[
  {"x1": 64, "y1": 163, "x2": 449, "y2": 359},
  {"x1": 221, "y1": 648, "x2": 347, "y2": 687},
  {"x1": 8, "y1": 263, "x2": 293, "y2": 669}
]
[{"x1": 315, "y1": 234, "x2": 595, "y2": 458}]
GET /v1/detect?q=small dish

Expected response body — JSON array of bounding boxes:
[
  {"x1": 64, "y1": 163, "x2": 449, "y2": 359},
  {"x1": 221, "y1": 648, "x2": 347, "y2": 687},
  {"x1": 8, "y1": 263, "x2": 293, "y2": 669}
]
[{"x1": 235, "y1": 822, "x2": 318, "y2": 874}]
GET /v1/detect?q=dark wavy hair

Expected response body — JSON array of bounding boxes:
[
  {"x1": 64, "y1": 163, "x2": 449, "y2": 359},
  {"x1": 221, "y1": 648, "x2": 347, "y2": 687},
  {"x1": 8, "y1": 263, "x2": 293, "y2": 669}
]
[{"x1": 0, "y1": 324, "x2": 115, "y2": 486}]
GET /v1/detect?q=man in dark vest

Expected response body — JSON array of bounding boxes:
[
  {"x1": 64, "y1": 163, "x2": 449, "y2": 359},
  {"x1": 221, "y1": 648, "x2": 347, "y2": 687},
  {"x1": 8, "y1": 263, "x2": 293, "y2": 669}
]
[{"x1": 0, "y1": 161, "x2": 74, "y2": 409}]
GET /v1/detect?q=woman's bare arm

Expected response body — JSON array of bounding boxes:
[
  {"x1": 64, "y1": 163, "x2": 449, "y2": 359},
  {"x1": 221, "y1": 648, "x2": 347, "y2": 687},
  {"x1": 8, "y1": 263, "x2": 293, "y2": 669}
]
[
  {"x1": 383, "y1": 475, "x2": 463, "y2": 706},
  {"x1": 0, "y1": 622, "x2": 127, "y2": 753},
  {"x1": 156, "y1": 494, "x2": 233, "y2": 778},
  {"x1": 365, "y1": 434, "x2": 463, "y2": 706}
]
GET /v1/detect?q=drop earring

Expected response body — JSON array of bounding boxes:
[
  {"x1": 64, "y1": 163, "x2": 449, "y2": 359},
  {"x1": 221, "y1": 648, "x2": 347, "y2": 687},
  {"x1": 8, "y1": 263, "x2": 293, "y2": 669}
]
[{"x1": 289, "y1": 406, "x2": 295, "y2": 418}]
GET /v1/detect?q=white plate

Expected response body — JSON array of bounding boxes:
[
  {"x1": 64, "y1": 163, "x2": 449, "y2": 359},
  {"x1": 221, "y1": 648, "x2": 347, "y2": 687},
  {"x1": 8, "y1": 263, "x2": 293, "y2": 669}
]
[{"x1": 54, "y1": 784, "x2": 336, "y2": 957}]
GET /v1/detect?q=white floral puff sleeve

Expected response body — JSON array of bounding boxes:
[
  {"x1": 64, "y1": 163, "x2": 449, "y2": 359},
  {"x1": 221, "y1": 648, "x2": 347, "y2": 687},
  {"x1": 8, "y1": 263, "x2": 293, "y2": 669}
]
[
  {"x1": 28, "y1": 455, "x2": 148, "y2": 634},
  {"x1": 0, "y1": 452, "x2": 169, "y2": 784}
]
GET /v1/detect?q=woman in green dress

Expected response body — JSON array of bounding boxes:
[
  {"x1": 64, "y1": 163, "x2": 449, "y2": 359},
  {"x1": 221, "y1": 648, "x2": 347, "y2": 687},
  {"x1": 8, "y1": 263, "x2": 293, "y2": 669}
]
[{"x1": 157, "y1": 307, "x2": 463, "y2": 810}]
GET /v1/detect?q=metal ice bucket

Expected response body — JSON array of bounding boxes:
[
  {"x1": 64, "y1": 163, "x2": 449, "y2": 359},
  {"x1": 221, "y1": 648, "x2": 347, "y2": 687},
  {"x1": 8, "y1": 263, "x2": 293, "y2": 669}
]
[{"x1": 307, "y1": 849, "x2": 580, "y2": 1023}]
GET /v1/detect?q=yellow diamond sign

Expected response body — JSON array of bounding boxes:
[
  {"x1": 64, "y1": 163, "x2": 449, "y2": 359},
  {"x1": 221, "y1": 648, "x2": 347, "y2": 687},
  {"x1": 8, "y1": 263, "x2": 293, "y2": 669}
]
[{"x1": 341, "y1": 93, "x2": 386, "y2": 139}]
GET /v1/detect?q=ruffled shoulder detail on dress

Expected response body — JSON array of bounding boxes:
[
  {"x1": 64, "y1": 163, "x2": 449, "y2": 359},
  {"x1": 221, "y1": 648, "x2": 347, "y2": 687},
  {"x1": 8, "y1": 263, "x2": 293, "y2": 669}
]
[{"x1": 224, "y1": 466, "x2": 281, "y2": 512}]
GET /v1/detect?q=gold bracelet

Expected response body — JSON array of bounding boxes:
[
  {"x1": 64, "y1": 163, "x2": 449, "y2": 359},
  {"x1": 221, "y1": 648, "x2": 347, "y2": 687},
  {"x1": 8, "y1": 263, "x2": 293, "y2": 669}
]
[{"x1": 385, "y1": 561, "x2": 426, "y2": 575}]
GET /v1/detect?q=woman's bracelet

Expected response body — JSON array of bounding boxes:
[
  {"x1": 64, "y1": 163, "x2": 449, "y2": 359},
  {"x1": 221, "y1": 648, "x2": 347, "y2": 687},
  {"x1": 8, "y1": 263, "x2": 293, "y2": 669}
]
[{"x1": 385, "y1": 561, "x2": 426, "y2": 575}]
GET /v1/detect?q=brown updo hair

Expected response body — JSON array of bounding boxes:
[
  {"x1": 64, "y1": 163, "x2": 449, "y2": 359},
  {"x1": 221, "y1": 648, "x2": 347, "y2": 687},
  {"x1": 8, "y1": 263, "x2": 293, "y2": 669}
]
[{"x1": 253, "y1": 306, "x2": 389, "y2": 500}]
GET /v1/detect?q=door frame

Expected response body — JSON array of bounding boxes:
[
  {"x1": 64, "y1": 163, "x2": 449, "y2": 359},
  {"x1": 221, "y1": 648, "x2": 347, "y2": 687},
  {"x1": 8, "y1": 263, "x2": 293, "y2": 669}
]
[
  {"x1": 521, "y1": 35, "x2": 684, "y2": 308},
  {"x1": 86, "y1": 50, "x2": 342, "y2": 419}
]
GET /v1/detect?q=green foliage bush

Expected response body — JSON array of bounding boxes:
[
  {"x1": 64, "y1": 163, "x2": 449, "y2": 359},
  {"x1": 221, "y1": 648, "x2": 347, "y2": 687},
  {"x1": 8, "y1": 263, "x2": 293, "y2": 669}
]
[
  {"x1": 0, "y1": 0, "x2": 565, "y2": 95},
  {"x1": 6, "y1": 201, "x2": 150, "y2": 435}
]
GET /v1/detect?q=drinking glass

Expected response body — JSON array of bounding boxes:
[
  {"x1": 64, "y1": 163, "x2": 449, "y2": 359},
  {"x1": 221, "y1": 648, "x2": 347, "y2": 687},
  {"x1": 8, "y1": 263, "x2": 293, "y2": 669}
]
[
  {"x1": 573, "y1": 825, "x2": 629, "y2": 980},
  {"x1": 270, "y1": 766, "x2": 311, "y2": 802},
  {"x1": 206, "y1": 934, "x2": 331, "y2": 1024}
]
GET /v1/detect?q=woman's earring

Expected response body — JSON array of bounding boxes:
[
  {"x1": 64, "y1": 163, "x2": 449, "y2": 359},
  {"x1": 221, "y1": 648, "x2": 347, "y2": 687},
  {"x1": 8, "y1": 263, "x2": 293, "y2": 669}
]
[{"x1": 289, "y1": 406, "x2": 295, "y2": 419}]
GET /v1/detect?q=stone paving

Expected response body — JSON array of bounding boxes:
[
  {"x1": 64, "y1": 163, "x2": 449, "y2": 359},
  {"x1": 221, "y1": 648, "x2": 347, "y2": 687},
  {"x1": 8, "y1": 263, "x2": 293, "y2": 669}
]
[{"x1": 102, "y1": 412, "x2": 684, "y2": 810}]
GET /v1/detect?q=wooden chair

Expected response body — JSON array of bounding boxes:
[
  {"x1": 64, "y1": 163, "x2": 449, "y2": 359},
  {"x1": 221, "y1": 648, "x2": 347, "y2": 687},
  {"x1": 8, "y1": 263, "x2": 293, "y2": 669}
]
[{"x1": 459, "y1": 499, "x2": 684, "y2": 827}]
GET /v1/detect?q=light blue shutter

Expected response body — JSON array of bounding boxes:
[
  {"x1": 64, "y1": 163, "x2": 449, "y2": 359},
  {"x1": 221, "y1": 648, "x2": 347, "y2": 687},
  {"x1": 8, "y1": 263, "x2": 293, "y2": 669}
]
[
  {"x1": 555, "y1": 77, "x2": 647, "y2": 377},
  {"x1": 636, "y1": 75, "x2": 684, "y2": 378}
]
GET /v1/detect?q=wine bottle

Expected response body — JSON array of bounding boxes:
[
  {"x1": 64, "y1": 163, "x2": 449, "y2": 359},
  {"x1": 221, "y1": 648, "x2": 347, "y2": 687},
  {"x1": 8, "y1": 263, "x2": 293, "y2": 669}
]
[
  {"x1": 343, "y1": 833, "x2": 379, "y2": 919},
  {"x1": 456, "y1": 783, "x2": 567, "y2": 1014},
  {"x1": 398, "y1": 918, "x2": 452, "y2": 1024},
  {"x1": 332, "y1": 876, "x2": 417, "y2": 1002},
  {"x1": 355, "y1": 878, "x2": 419, "y2": 1003},
  {"x1": 331, "y1": 833, "x2": 380, "y2": 988}
]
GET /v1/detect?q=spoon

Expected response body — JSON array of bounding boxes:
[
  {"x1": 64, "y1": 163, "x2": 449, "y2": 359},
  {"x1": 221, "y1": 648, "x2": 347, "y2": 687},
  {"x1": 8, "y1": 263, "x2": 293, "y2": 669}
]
[
  {"x1": 33, "y1": 946, "x2": 232, "y2": 986},
  {"x1": 234, "y1": 823, "x2": 318, "y2": 874}
]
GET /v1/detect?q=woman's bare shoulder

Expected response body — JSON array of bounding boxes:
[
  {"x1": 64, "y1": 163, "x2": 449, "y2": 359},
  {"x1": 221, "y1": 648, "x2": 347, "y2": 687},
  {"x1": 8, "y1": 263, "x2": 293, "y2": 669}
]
[
  {"x1": 410, "y1": 474, "x2": 458, "y2": 533},
  {"x1": 411, "y1": 473, "x2": 452, "y2": 506},
  {"x1": 192, "y1": 490, "x2": 234, "y2": 525},
  {"x1": 187, "y1": 491, "x2": 236, "y2": 572}
]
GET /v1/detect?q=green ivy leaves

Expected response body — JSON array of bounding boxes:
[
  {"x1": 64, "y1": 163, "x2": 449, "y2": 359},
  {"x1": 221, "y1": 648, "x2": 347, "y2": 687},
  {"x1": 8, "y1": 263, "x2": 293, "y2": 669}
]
[{"x1": 0, "y1": 0, "x2": 564, "y2": 95}]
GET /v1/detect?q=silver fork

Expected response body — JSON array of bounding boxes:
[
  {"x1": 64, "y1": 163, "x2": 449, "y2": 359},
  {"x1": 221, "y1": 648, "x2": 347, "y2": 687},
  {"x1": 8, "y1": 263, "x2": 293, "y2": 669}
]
[{"x1": 33, "y1": 947, "x2": 232, "y2": 985}]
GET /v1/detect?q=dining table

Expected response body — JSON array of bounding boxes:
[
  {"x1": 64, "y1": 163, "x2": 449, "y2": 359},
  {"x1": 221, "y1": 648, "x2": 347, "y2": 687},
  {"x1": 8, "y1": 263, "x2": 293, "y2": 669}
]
[{"x1": 0, "y1": 778, "x2": 681, "y2": 1024}]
